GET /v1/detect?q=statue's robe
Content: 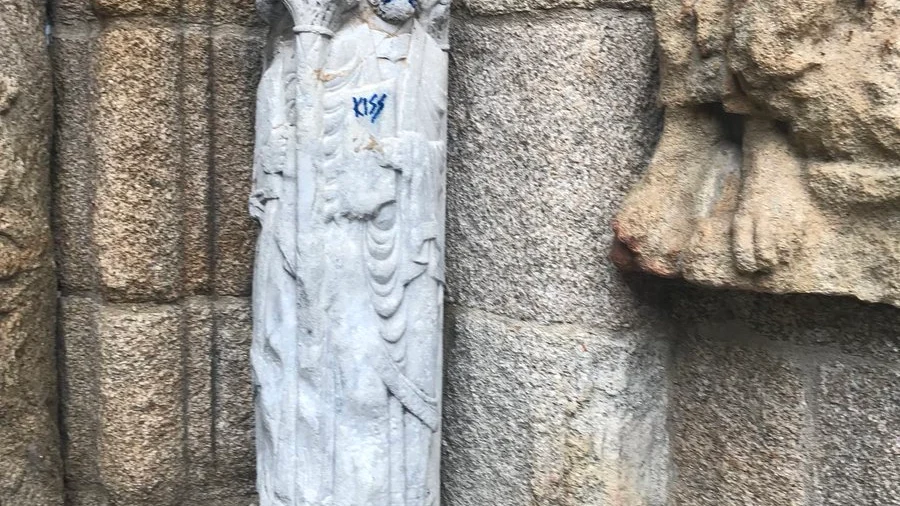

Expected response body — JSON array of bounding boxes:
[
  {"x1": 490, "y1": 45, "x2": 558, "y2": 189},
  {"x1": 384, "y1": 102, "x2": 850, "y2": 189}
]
[{"x1": 251, "y1": 13, "x2": 447, "y2": 506}]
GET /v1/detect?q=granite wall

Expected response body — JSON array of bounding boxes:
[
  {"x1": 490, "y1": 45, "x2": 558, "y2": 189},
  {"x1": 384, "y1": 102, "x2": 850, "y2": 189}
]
[
  {"x1": 441, "y1": 6, "x2": 671, "y2": 504},
  {"x1": 47, "y1": 1, "x2": 674, "y2": 503},
  {"x1": 0, "y1": 0, "x2": 894, "y2": 504},
  {"x1": 442, "y1": 4, "x2": 900, "y2": 505},
  {"x1": 51, "y1": 1, "x2": 262, "y2": 503},
  {"x1": 668, "y1": 288, "x2": 900, "y2": 506},
  {"x1": 0, "y1": 1, "x2": 63, "y2": 503}
]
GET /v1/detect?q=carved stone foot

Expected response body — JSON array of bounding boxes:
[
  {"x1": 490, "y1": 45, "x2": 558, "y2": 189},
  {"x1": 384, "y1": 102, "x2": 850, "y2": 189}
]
[{"x1": 731, "y1": 119, "x2": 813, "y2": 275}]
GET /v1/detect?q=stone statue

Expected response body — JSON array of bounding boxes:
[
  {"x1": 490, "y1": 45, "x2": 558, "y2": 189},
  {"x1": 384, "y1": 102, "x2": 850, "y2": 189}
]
[
  {"x1": 249, "y1": 0, "x2": 449, "y2": 503},
  {"x1": 613, "y1": 0, "x2": 900, "y2": 307}
]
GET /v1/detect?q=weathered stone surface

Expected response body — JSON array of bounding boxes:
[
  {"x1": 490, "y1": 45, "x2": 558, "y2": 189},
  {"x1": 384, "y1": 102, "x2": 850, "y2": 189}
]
[
  {"x1": 614, "y1": 0, "x2": 900, "y2": 308},
  {"x1": 208, "y1": 298, "x2": 255, "y2": 498},
  {"x1": 96, "y1": 303, "x2": 184, "y2": 505},
  {"x1": 0, "y1": 1, "x2": 64, "y2": 503},
  {"x1": 669, "y1": 323, "x2": 809, "y2": 506},
  {"x1": 186, "y1": 297, "x2": 256, "y2": 501},
  {"x1": 53, "y1": 29, "x2": 97, "y2": 293},
  {"x1": 183, "y1": 297, "x2": 256, "y2": 504},
  {"x1": 53, "y1": 14, "x2": 260, "y2": 504},
  {"x1": 446, "y1": 9, "x2": 661, "y2": 328},
  {"x1": 60, "y1": 297, "x2": 256, "y2": 505},
  {"x1": 93, "y1": 0, "x2": 180, "y2": 18},
  {"x1": 454, "y1": 0, "x2": 648, "y2": 16},
  {"x1": 667, "y1": 286, "x2": 900, "y2": 503},
  {"x1": 52, "y1": 0, "x2": 95, "y2": 24},
  {"x1": 52, "y1": 0, "x2": 260, "y2": 25},
  {"x1": 53, "y1": 23, "x2": 261, "y2": 300},
  {"x1": 56, "y1": 299, "x2": 187, "y2": 505},
  {"x1": 815, "y1": 361, "x2": 900, "y2": 505},
  {"x1": 179, "y1": 26, "x2": 262, "y2": 297},
  {"x1": 58, "y1": 297, "x2": 106, "y2": 505},
  {"x1": 0, "y1": 270, "x2": 62, "y2": 504},
  {"x1": 443, "y1": 10, "x2": 671, "y2": 505},
  {"x1": 209, "y1": 29, "x2": 262, "y2": 297},
  {"x1": 671, "y1": 286, "x2": 900, "y2": 363},
  {"x1": 180, "y1": 28, "x2": 215, "y2": 295},
  {"x1": 93, "y1": 25, "x2": 184, "y2": 302},
  {"x1": 443, "y1": 306, "x2": 669, "y2": 505},
  {"x1": 183, "y1": 298, "x2": 216, "y2": 495}
]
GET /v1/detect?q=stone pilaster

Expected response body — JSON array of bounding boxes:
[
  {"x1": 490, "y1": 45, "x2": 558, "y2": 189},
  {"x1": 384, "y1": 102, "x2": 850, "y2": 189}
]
[{"x1": 0, "y1": 1, "x2": 64, "y2": 503}]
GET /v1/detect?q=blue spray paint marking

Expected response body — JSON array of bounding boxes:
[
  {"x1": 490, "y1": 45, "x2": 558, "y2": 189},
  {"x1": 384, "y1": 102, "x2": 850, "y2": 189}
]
[
  {"x1": 369, "y1": 93, "x2": 386, "y2": 122},
  {"x1": 352, "y1": 94, "x2": 388, "y2": 123},
  {"x1": 353, "y1": 97, "x2": 368, "y2": 118}
]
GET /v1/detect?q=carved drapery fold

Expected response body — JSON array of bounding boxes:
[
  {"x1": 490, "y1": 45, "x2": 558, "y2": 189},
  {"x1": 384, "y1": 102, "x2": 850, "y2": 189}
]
[{"x1": 250, "y1": 0, "x2": 449, "y2": 504}]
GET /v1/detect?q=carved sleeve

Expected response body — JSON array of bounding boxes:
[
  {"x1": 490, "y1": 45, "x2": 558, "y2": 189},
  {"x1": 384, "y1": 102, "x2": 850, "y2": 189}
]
[{"x1": 250, "y1": 42, "x2": 295, "y2": 221}]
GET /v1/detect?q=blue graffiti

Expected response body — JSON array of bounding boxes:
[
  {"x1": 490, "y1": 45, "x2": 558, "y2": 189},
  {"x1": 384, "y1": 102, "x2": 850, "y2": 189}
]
[
  {"x1": 370, "y1": 93, "x2": 387, "y2": 122},
  {"x1": 353, "y1": 96, "x2": 367, "y2": 118},
  {"x1": 353, "y1": 93, "x2": 388, "y2": 123}
]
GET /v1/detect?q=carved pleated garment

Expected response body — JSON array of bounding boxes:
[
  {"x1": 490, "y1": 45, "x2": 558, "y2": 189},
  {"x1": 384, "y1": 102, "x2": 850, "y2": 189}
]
[{"x1": 250, "y1": 15, "x2": 447, "y2": 506}]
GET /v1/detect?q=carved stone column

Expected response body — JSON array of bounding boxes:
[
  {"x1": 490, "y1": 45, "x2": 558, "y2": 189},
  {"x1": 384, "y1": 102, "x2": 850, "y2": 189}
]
[
  {"x1": 0, "y1": 1, "x2": 64, "y2": 503},
  {"x1": 250, "y1": 0, "x2": 450, "y2": 503}
]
